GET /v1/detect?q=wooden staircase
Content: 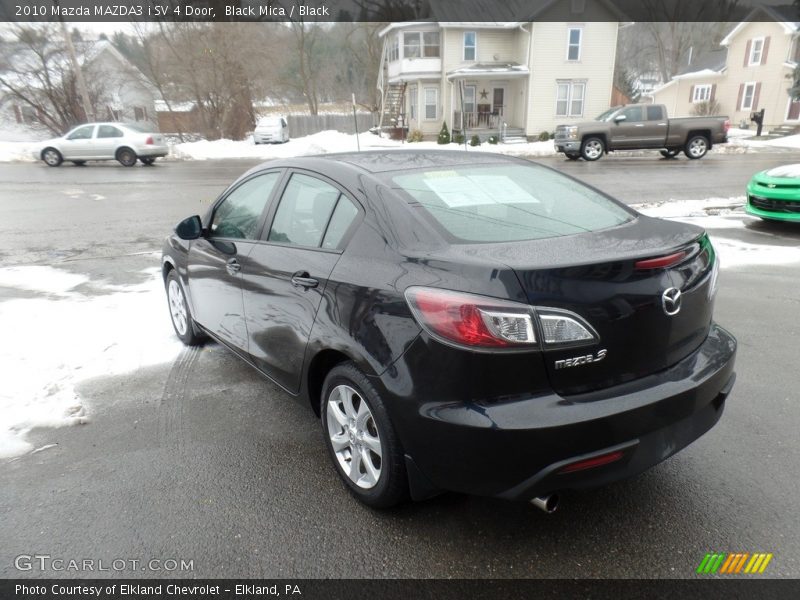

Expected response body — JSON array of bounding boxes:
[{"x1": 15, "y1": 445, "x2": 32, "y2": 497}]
[{"x1": 379, "y1": 82, "x2": 407, "y2": 130}]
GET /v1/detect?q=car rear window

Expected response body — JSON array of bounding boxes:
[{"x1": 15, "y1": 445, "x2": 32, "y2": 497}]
[{"x1": 388, "y1": 164, "x2": 634, "y2": 243}]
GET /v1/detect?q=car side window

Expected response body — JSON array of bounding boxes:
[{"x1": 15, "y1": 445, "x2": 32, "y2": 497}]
[
  {"x1": 210, "y1": 172, "x2": 280, "y2": 240},
  {"x1": 97, "y1": 125, "x2": 123, "y2": 138},
  {"x1": 646, "y1": 106, "x2": 664, "y2": 121},
  {"x1": 620, "y1": 106, "x2": 643, "y2": 122},
  {"x1": 67, "y1": 125, "x2": 94, "y2": 140},
  {"x1": 267, "y1": 174, "x2": 341, "y2": 247},
  {"x1": 321, "y1": 196, "x2": 359, "y2": 249}
]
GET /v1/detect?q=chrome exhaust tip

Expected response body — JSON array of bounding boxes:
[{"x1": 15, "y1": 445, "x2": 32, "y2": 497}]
[{"x1": 531, "y1": 493, "x2": 559, "y2": 513}]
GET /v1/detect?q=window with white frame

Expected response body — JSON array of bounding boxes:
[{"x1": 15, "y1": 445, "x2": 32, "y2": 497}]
[
  {"x1": 749, "y1": 37, "x2": 764, "y2": 65},
  {"x1": 408, "y1": 86, "x2": 417, "y2": 120},
  {"x1": 741, "y1": 82, "x2": 756, "y2": 110},
  {"x1": 402, "y1": 31, "x2": 440, "y2": 59},
  {"x1": 388, "y1": 35, "x2": 399, "y2": 62},
  {"x1": 424, "y1": 87, "x2": 438, "y2": 119},
  {"x1": 693, "y1": 84, "x2": 712, "y2": 103},
  {"x1": 567, "y1": 27, "x2": 582, "y2": 61},
  {"x1": 463, "y1": 31, "x2": 476, "y2": 61},
  {"x1": 556, "y1": 80, "x2": 585, "y2": 116}
]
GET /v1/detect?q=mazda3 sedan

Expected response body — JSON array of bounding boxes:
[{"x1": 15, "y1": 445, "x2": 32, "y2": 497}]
[
  {"x1": 161, "y1": 151, "x2": 737, "y2": 510},
  {"x1": 745, "y1": 164, "x2": 800, "y2": 222}
]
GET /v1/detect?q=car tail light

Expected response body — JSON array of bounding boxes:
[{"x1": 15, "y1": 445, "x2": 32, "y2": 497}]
[
  {"x1": 145, "y1": 136, "x2": 154, "y2": 145},
  {"x1": 536, "y1": 310, "x2": 597, "y2": 344},
  {"x1": 723, "y1": 119, "x2": 731, "y2": 133},
  {"x1": 634, "y1": 251, "x2": 687, "y2": 270},
  {"x1": 404, "y1": 287, "x2": 536, "y2": 348},
  {"x1": 557, "y1": 450, "x2": 625, "y2": 474}
]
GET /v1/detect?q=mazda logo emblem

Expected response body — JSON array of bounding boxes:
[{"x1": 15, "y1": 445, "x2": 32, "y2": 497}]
[{"x1": 662, "y1": 287, "x2": 682, "y2": 316}]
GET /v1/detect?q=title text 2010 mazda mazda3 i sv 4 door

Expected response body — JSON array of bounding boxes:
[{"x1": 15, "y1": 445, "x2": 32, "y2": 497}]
[{"x1": 162, "y1": 151, "x2": 736, "y2": 510}]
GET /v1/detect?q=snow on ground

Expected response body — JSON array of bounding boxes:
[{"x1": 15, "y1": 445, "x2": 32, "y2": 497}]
[
  {"x1": 0, "y1": 264, "x2": 183, "y2": 459},
  {"x1": 636, "y1": 197, "x2": 800, "y2": 268},
  {"x1": 170, "y1": 129, "x2": 559, "y2": 161}
]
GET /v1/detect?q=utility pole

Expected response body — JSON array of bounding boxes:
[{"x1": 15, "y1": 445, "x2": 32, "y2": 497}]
[{"x1": 58, "y1": 5, "x2": 93, "y2": 123}]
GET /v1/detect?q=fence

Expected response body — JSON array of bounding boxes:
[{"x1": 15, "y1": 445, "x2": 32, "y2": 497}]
[{"x1": 286, "y1": 112, "x2": 376, "y2": 137}]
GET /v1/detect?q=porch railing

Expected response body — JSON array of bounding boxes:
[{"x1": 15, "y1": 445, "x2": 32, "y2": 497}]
[{"x1": 453, "y1": 108, "x2": 503, "y2": 131}]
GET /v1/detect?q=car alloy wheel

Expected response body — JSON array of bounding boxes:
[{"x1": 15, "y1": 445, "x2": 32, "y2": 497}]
[
  {"x1": 685, "y1": 136, "x2": 708, "y2": 159},
  {"x1": 43, "y1": 149, "x2": 62, "y2": 167},
  {"x1": 168, "y1": 279, "x2": 188, "y2": 336},
  {"x1": 581, "y1": 138, "x2": 604, "y2": 161},
  {"x1": 117, "y1": 148, "x2": 137, "y2": 167},
  {"x1": 326, "y1": 384, "x2": 383, "y2": 489}
]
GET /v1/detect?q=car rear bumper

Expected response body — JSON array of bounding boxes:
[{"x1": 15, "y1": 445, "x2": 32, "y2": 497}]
[
  {"x1": 378, "y1": 323, "x2": 736, "y2": 501},
  {"x1": 136, "y1": 144, "x2": 169, "y2": 158}
]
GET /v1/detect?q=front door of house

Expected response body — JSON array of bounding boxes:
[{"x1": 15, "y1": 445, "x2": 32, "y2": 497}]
[
  {"x1": 492, "y1": 88, "x2": 505, "y2": 117},
  {"x1": 788, "y1": 99, "x2": 800, "y2": 121}
]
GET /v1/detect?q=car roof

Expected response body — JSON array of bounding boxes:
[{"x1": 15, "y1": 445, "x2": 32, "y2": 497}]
[{"x1": 249, "y1": 150, "x2": 523, "y2": 177}]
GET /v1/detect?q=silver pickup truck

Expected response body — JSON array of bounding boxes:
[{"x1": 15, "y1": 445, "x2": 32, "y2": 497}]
[{"x1": 554, "y1": 104, "x2": 730, "y2": 161}]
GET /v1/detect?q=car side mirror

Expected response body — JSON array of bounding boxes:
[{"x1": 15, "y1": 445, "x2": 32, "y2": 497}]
[
  {"x1": 175, "y1": 215, "x2": 203, "y2": 240},
  {"x1": 614, "y1": 115, "x2": 627, "y2": 123}
]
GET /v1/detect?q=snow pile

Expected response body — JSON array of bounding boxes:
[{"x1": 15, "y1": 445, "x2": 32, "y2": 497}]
[
  {"x1": 636, "y1": 197, "x2": 800, "y2": 268},
  {"x1": 726, "y1": 133, "x2": 800, "y2": 150},
  {"x1": 0, "y1": 265, "x2": 183, "y2": 459},
  {"x1": 0, "y1": 141, "x2": 37, "y2": 162},
  {"x1": 170, "y1": 130, "x2": 558, "y2": 161}
]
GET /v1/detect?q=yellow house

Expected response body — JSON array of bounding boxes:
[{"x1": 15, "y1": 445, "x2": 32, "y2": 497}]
[
  {"x1": 376, "y1": 1, "x2": 627, "y2": 141},
  {"x1": 648, "y1": 5, "x2": 800, "y2": 131}
]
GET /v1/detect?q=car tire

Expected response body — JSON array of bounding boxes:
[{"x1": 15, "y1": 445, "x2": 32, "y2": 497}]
[
  {"x1": 165, "y1": 270, "x2": 206, "y2": 346},
  {"x1": 116, "y1": 147, "x2": 138, "y2": 167},
  {"x1": 565, "y1": 153, "x2": 580, "y2": 161},
  {"x1": 684, "y1": 135, "x2": 709, "y2": 159},
  {"x1": 581, "y1": 137, "x2": 605, "y2": 161},
  {"x1": 321, "y1": 362, "x2": 409, "y2": 508},
  {"x1": 140, "y1": 157, "x2": 155, "y2": 166},
  {"x1": 42, "y1": 148, "x2": 63, "y2": 167},
  {"x1": 660, "y1": 149, "x2": 680, "y2": 159}
]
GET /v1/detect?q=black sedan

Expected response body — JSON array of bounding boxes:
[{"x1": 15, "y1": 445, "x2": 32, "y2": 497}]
[{"x1": 161, "y1": 151, "x2": 737, "y2": 511}]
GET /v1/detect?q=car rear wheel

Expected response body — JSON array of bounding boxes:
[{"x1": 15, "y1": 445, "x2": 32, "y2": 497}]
[
  {"x1": 165, "y1": 271, "x2": 205, "y2": 346},
  {"x1": 42, "y1": 148, "x2": 63, "y2": 167},
  {"x1": 660, "y1": 149, "x2": 680, "y2": 159},
  {"x1": 684, "y1": 135, "x2": 709, "y2": 159},
  {"x1": 581, "y1": 137, "x2": 605, "y2": 161},
  {"x1": 140, "y1": 157, "x2": 155, "y2": 166},
  {"x1": 116, "y1": 147, "x2": 138, "y2": 167},
  {"x1": 321, "y1": 362, "x2": 408, "y2": 508}
]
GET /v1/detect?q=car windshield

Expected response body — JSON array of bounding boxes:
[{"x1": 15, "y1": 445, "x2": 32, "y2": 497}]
[
  {"x1": 594, "y1": 108, "x2": 620, "y2": 121},
  {"x1": 257, "y1": 118, "x2": 281, "y2": 127},
  {"x1": 387, "y1": 164, "x2": 634, "y2": 243},
  {"x1": 123, "y1": 123, "x2": 150, "y2": 133}
]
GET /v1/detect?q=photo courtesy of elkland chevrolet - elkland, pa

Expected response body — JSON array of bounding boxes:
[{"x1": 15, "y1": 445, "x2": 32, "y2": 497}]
[{"x1": 161, "y1": 151, "x2": 736, "y2": 511}]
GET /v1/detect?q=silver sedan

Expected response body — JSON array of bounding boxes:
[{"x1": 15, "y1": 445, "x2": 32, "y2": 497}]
[{"x1": 35, "y1": 122, "x2": 169, "y2": 167}]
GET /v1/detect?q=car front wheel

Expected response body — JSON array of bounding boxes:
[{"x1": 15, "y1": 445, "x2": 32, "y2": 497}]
[
  {"x1": 684, "y1": 135, "x2": 709, "y2": 159},
  {"x1": 116, "y1": 147, "x2": 138, "y2": 167},
  {"x1": 42, "y1": 148, "x2": 63, "y2": 167},
  {"x1": 321, "y1": 362, "x2": 408, "y2": 508},
  {"x1": 581, "y1": 137, "x2": 605, "y2": 161},
  {"x1": 165, "y1": 270, "x2": 205, "y2": 346}
]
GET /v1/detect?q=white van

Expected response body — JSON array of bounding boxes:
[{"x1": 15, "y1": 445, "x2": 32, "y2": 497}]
[{"x1": 253, "y1": 116, "x2": 289, "y2": 144}]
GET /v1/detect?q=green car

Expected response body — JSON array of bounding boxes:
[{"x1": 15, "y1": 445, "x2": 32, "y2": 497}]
[{"x1": 746, "y1": 165, "x2": 800, "y2": 222}]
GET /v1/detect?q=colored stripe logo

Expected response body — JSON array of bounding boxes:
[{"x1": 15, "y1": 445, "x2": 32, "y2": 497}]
[{"x1": 696, "y1": 552, "x2": 773, "y2": 574}]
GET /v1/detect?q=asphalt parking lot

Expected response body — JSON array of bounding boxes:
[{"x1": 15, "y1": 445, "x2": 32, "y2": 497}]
[{"x1": 1, "y1": 151, "x2": 799, "y2": 578}]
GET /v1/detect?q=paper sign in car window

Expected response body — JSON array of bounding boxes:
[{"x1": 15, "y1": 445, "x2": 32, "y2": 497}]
[{"x1": 423, "y1": 175, "x2": 539, "y2": 208}]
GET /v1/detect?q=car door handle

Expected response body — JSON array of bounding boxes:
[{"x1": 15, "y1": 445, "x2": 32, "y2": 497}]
[
  {"x1": 226, "y1": 258, "x2": 241, "y2": 275},
  {"x1": 291, "y1": 271, "x2": 318, "y2": 289}
]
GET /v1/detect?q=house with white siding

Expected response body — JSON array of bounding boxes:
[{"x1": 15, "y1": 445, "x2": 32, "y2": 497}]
[
  {"x1": 647, "y1": 5, "x2": 800, "y2": 131},
  {"x1": 376, "y1": 1, "x2": 626, "y2": 141}
]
